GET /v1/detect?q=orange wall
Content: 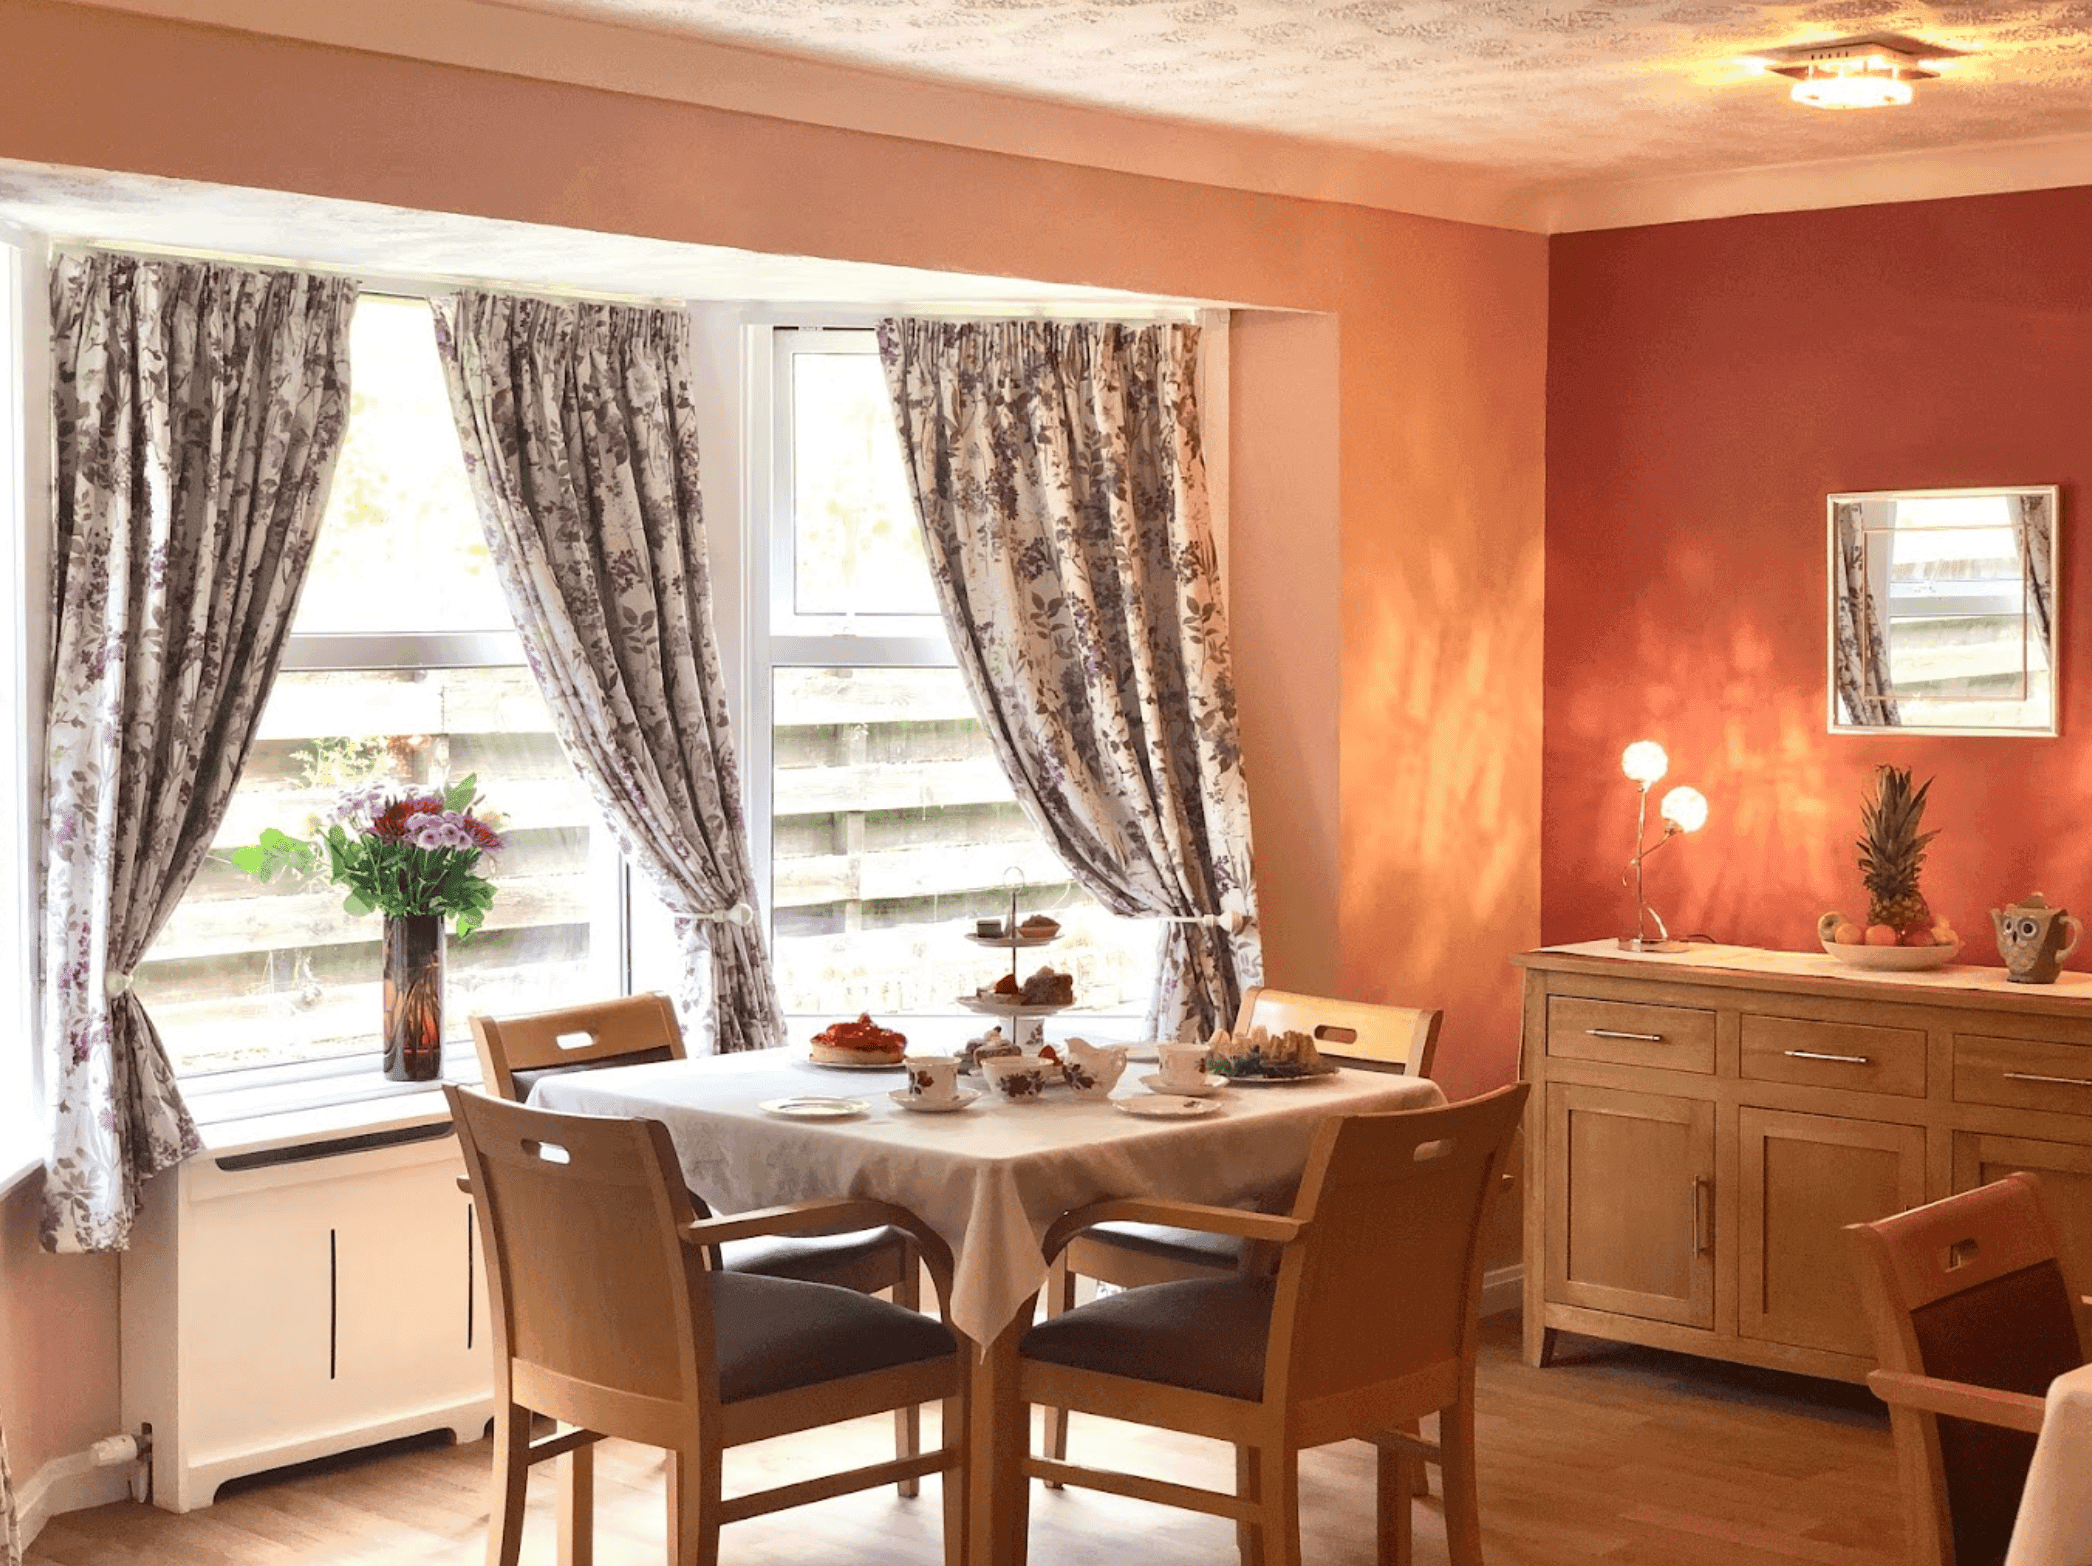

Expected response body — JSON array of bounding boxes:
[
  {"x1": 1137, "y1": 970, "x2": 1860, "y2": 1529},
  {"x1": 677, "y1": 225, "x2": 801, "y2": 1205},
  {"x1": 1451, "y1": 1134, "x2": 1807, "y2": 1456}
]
[
  {"x1": 2, "y1": 1173, "x2": 122, "y2": 1476},
  {"x1": 1546, "y1": 188, "x2": 2092, "y2": 958},
  {"x1": 0, "y1": 0, "x2": 1545, "y2": 1475}
]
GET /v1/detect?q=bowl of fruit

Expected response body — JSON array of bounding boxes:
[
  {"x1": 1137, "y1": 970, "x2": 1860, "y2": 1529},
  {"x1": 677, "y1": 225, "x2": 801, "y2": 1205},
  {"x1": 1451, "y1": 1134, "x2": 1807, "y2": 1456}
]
[{"x1": 1817, "y1": 765, "x2": 1960, "y2": 971}]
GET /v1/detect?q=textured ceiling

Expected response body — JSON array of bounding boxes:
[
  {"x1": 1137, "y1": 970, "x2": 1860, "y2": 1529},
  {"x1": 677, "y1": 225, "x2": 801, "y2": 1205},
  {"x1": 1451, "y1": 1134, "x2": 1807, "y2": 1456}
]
[{"x1": 483, "y1": 0, "x2": 2092, "y2": 182}]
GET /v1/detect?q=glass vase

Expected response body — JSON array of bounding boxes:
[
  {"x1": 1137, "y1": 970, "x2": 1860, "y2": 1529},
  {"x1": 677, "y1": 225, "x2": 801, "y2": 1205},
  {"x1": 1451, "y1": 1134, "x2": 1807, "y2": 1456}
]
[{"x1": 382, "y1": 913, "x2": 444, "y2": 1082}]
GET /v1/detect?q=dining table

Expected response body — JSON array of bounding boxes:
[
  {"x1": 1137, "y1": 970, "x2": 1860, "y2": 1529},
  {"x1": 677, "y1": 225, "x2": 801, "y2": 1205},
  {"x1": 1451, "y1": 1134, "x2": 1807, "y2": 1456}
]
[
  {"x1": 528, "y1": 1044, "x2": 1445, "y2": 1566},
  {"x1": 2005, "y1": 1361, "x2": 2092, "y2": 1566}
]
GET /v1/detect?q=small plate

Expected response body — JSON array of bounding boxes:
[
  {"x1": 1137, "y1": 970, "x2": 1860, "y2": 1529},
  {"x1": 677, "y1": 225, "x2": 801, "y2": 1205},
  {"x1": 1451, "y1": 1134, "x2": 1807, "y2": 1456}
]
[
  {"x1": 964, "y1": 932, "x2": 1056, "y2": 949},
  {"x1": 957, "y1": 995, "x2": 1071, "y2": 1017},
  {"x1": 1113, "y1": 1095, "x2": 1221, "y2": 1119},
  {"x1": 759, "y1": 1096, "x2": 870, "y2": 1119},
  {"x1": 1139, "y1": 1071, "x2": 1228, "y2": 1098},
  {"x1": 1220, "y1": 1066, "x2": 1342, "y2": 1086},
  {"x1": 1819, "y1": 935, "x2": 1963, "y2": 971},
  {"x1": 888, "y1": 1088, "x2": 982, "y2": 1114},
  {"x1": 804, "y1": 1056, "x2": 908, "y2": 1071}
]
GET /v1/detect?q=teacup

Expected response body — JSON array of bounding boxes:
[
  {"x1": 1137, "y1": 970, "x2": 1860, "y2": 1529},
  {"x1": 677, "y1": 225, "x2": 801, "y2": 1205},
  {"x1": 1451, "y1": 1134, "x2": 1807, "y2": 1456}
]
[
  {"x1": 1059, "y1": 1039, "x2": 1130, "y2": 1100},
  {"x1": 903, "y1": 1054, "x2": 963, "y2": 1106},
  {"x1": 982, "y1": 1054, "x2": 1052, "y2": 1104},
  {"x1": 1157, "y1": 1042, "x2": 1211, "y2": 1090}
]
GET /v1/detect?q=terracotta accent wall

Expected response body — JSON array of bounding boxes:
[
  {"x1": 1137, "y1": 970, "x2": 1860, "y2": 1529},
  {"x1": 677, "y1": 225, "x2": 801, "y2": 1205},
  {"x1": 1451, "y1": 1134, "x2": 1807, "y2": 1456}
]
[{"x1": 1546, "y1": 188, "x2": 2092, "y2": 957}]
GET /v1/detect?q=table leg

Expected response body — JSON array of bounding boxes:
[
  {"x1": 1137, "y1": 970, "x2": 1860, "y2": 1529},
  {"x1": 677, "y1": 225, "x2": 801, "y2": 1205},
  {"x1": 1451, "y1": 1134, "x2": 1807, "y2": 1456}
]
[{"x1": 965, "y1": 1311, "x2": 1032, "y2": 1566}]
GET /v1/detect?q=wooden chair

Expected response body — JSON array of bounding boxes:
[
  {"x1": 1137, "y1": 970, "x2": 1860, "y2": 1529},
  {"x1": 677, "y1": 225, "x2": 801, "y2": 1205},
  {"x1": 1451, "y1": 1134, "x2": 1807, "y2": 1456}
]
[
  {"x1": 1012, "y1": 1082, "x2": 1527, "y2": 1566},
  {"x1": 470, "y1": 994, "x2": 925, "y2": 1491},
  {"x1": 1041, "y1": 987, "x2": 1443, "y2": 1468},
  {"x1": 1849, "y1": 1173, "x2": 2092, "y2": 1566},
  {"x1": 446, "y1": 1084, "x2": 968, "y2": 1566}
]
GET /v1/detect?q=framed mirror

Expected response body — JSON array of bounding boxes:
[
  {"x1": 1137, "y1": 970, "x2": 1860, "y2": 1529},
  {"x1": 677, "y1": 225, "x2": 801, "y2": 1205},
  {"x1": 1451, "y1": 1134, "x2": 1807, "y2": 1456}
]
[{"x1": 1828, "y1": 485, "x2": 2059, "y2": 736}]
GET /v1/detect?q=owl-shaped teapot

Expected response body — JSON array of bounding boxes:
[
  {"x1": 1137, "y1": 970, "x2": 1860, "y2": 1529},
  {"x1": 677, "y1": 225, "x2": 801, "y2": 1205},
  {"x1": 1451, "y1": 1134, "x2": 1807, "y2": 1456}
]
[{"x1": 1992, "y1": 893, "x2": 2084, "y2": 984}]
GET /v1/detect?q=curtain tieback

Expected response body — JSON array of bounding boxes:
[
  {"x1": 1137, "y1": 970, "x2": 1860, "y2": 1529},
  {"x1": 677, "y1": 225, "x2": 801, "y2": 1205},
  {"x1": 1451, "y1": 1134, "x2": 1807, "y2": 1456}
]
[
  {"x1": 689, "y1": 902, "x2": 757, "y2": 929},
  {"x1": 105, "y1": 972, "x2": 134, "y2": 998},
  {"x1": 1160, "y1": 910, "x2": 1252, "y2": 935}
]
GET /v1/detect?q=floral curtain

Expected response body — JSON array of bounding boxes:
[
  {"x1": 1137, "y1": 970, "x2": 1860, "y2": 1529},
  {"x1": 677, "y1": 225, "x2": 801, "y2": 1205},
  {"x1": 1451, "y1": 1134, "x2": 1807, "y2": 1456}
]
[
  {"x1": 878, "y1": 318, "x2": 1260, "y2": 1041},
  {"x1": 433, "y1": 292, "x2": 782, "y2": 1054},
  {"x1": 2016, "y1": 491, "x2": 2054, "y2": 659},
  {"x1": 2, "y1": 1428, "x2": 17, "y2": 1566},
  {"x1": 1832, "y1": 499, "x2": 1899, "y2": 727},
  {"x1": 42, "y1": 251, "x2": 356, "y2": 1252}
]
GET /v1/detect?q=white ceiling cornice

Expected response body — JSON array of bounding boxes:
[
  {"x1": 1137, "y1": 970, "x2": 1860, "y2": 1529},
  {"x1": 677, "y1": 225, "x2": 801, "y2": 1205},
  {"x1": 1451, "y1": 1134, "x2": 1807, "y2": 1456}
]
[{"x1": 52, "y1": 0, "x2": 2092, "y2": 235}]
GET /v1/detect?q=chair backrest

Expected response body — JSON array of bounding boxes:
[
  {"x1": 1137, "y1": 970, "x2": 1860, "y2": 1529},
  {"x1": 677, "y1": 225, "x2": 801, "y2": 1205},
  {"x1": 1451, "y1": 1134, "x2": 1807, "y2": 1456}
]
[
  {"x1": 1237, "y1": 986, "x2": 1442, "y2": 1078},
  {"x1": 1849, "y1": 1173, "x2": 2092, "y2": 1566},
  {"x1": 470, "y1": 992, "x2": 685, "y2": 1101},
  {"x1": 1268, "y1": 1082, "x2": 1528, "y2": 1407},
  {"x1": 447, "y1": 1084, "x2": 707, "y2": 1447}
]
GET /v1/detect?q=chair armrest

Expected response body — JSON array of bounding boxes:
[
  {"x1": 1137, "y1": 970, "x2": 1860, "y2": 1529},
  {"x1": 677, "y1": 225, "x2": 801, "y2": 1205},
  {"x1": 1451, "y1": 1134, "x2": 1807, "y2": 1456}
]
[
  {"x1": 1866, "y1": 1371, "x2": 2049, "y2": 1434},
  {"x1": 1041, "y1": 1197, "x2": 1304, "y2": 1264},
  {"x1": 684, "y1": 1199, "x2": 955, "y2": 1310}
]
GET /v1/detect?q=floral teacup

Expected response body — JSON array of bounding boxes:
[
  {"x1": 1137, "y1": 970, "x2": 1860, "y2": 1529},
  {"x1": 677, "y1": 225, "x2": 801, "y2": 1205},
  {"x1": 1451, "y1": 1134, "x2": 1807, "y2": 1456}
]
[{"x1": 982, "y1": 1054, "x2": 1052, "y2": 1104}]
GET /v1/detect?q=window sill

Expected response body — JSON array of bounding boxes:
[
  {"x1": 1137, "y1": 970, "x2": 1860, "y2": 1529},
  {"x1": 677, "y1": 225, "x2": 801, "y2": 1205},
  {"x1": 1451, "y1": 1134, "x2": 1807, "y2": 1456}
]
[{"x1": 179, "y1": 1049, "x2": 484, "y2": 1158}]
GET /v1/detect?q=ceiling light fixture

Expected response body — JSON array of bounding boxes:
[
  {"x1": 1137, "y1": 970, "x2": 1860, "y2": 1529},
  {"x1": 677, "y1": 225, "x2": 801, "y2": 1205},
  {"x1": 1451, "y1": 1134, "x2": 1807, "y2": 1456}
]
[{"x1": 1752, "y1": 33, "x2": 1964, "y2": 111}]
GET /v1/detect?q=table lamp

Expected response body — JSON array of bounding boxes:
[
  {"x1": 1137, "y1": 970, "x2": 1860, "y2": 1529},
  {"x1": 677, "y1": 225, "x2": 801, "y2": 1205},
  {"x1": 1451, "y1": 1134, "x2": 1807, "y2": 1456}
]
[{"x1": 1618, "y1": 740, "x2": 1709, "y2": 953}]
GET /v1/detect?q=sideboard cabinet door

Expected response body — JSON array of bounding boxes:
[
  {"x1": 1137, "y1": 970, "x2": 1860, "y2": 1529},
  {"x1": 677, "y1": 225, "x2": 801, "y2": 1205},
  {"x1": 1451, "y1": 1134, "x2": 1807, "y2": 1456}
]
[
  {"x1": 1953, "y1": 1131, "x2": 2092, "y2": 1274},
  {"x1": 1736, "y1": 1108, "x2": 1925, "y2": 1358},
  {"x1": 1544, "y1": 1082, "x2": 1716, "y2": 1329}
]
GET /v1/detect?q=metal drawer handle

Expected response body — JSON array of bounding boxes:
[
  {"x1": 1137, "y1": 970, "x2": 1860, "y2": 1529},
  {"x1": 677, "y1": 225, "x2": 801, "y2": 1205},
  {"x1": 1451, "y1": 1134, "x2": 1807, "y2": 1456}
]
[
  {"x1": 1785, "y1": 1049, "x2": 1872, "y2": 1066},
  {"x1": 2003, "y1": 1071, "x2": 2092, "y2": 1089},
  {"x1": 1587, "y1": 1028, "x2": 1665, "y2": 1042}
]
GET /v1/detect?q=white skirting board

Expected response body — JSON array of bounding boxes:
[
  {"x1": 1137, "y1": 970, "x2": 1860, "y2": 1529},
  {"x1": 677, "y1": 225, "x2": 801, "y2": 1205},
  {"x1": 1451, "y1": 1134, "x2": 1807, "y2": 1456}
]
[
  {"x1": 1480, "y1": 1264, "x2": 1523, "y2": 1320},
  {"x1": 18, "y1": 1449, "x2": 140, "y2": 1552}
]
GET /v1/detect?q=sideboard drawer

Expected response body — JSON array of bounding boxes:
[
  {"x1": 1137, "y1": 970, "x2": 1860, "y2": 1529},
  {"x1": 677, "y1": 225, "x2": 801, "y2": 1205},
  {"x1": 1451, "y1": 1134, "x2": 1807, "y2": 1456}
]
[
  {"x1": 1547, "y1": 996, "x2": 1716, "y2": 1074},
  {"x1": 1741, "y1": 1014, "x2": 1927, "y2": 1099},
  {"x1": 1955, "y1": 1034, "x2": 2092, "y2": 1117}
]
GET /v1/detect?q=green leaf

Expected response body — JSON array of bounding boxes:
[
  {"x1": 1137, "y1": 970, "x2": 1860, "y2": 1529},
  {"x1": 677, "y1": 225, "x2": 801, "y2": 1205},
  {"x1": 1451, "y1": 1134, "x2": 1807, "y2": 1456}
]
[
  {"x1": 343, "y1": 890, "x2": 374, "y2": 917},
  {"x1": 443, "y1": 774, "x2": 478, "y2": 813},
  {"x1": 229, "y1": 845, "x2": 266, "y2": 874}
]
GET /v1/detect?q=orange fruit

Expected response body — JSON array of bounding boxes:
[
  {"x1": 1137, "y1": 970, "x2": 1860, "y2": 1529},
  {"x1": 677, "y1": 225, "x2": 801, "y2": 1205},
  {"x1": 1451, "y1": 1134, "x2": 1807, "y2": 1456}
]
[
  {"x1": 1903, "y1": 929, "x2": 1936, "y2": 947},
  {"x1": 1832, "y1": 921, "x2": 1864, "y2": 945},
  {"x1": 1864, "y1": 924, "x2": 1899, "y2": 946}
]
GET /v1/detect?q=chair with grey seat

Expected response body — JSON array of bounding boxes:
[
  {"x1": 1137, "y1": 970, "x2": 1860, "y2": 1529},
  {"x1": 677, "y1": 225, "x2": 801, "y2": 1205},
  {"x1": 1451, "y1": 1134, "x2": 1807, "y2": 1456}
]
[
  {"x1": 469, "y1": 992, "x2": 926, "y2": 1491},
  {"x1": 1041, "y1": 986, "x2": 1443, "y2": 1470}
]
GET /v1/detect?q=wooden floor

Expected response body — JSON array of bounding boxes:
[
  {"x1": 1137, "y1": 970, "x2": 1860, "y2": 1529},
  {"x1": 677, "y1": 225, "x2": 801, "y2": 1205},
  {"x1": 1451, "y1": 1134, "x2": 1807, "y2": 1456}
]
[{"x1": 28, "y1": 1317, "x2": 1901, "y2": 1566}]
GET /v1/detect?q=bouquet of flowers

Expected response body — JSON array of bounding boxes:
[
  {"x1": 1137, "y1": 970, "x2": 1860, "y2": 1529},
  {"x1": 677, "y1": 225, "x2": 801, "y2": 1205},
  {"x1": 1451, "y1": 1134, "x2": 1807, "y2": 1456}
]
[{"x1": 232, "y1": 775, "x2": 505, "y2": 937}]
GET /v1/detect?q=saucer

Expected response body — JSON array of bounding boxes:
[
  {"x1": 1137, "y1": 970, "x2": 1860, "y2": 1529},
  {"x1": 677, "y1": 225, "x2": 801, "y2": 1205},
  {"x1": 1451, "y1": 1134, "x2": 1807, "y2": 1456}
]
[
  {"x1": 1140, "y1": 1071, "x2": 1228, "y2": 1098},
  {"x1": 1113, "y1": 1096, "x2": 1221, "y2": 1119},
  {"x1": 758, "y1": 1096, "x2": 870, "y2": 1120},
  {"x1": 888, "y1": 1089, "x2": 982, "y2": 1114}
]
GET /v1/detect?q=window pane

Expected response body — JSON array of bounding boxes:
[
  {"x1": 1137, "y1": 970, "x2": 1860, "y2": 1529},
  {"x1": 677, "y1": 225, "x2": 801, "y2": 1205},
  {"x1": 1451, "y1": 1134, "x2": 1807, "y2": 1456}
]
[
  {"x1": 296, "y1": 295, "x2": 514, "y2": 635},
  {"x1": 769, "y1": 667, "x2": 1158, "y2": 1039},
  {"x1": 140, "y1": 666, "x2": 612, "y2": 1076},
  {"x1": 790, "y1": 351, "x2": 937, "y2": 617}
]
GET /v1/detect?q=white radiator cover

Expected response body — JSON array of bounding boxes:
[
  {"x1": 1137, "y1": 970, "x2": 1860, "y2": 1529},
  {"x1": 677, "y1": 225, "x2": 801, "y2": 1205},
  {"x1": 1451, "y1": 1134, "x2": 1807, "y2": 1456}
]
[{"x1": 120, "y1": 1117, "x2": 494, "y2": 1511}]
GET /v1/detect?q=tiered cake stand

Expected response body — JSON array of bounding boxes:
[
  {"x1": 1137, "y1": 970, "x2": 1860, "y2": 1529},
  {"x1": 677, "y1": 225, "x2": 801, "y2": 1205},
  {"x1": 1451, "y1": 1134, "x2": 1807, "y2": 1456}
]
[{"x1": 956, "y1": 893, "x2": 1068, "y2": 1049}]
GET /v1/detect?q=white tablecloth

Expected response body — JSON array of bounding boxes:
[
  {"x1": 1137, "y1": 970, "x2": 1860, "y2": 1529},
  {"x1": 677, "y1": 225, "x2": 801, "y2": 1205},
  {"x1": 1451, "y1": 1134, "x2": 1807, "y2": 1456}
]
[
  {"x1": 529, "y1": 1049, "x2": 1443, "y2": 1346},
  {"x1": 2006, "y1": 1362, "x2": 2092, "y2": 1566}
]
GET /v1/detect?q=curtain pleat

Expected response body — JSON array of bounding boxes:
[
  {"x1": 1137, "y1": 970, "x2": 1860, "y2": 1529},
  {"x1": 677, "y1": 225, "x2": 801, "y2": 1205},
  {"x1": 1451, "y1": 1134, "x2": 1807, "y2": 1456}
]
[
  {"x1": 878, "y1": 318, "x2": 1260, "y2": 1041},
  {"x1": 40, "y1": 251, "x2": 355, "y2": 1252},
  {"x1": 432, "y1": 291, "x2": 781, "y2": 1053}
]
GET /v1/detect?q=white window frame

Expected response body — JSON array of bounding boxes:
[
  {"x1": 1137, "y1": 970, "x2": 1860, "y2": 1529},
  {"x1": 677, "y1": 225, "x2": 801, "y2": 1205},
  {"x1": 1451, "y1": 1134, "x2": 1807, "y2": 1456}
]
[
  {"x1": 734, "y1": 309, "x2": 1224, "y2": 1036},
  {"x1": 0, "y1": 220, "x2": 51, "y2": 1182}
]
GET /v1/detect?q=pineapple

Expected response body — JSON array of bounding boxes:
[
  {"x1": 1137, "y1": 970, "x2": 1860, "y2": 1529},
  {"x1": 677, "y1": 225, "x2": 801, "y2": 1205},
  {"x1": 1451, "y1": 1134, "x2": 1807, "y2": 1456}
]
[{"x1": 1858, "y1": 765, "x2": 1938, "y2": 935}]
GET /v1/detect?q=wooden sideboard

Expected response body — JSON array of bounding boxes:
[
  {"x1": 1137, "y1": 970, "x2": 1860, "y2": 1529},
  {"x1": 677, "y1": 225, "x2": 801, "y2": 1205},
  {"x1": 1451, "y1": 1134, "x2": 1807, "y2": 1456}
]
[{"x1": 1517, "y1": 942, "x2": 2092, "y2": 1384}]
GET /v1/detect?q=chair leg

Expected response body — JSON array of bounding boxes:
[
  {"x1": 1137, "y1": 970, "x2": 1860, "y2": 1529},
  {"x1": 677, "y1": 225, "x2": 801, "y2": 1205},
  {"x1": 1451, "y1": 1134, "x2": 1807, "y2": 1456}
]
[
  {"x1": 671, "y1": 1443, "x2": 723, "y2": 1566},
  {"x1": 1042, "y1": 1256, "x2": 1078, "y2": 1485},
  {"x1": 558, "y1": 1440, "x2": 594, "y2": 1566},
  {"x1": 1376, "y1": 1438, "x2": 1415, "y2": 1566},
  {"x1": 940, "y1": 1393, "x2": 967, "y2": 1566},
  {"x1": 486, "y1": 1402, "x2": 532, "y2": 1566},
  {"x1": 1397, "y1": 1416, "x2": 1429, "y2": 1497},
  {"x1": 1235, "y1": 1445, "x2": 1265, "y2": 1566},
  {"x1": 1253, "y1": 1446, "x2": 1301, "y2": 1566},
  {"x1": 1440, "y1": 1395, "x2": 1484, "y2": 1566},
  {"x1": 1004, "y1": 1397, "x2": 1034, "y2": 1566},
  {"x1": 895, "y1": 1251, "x2": 923, "y2": 1498}
]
